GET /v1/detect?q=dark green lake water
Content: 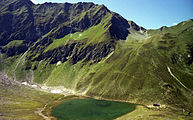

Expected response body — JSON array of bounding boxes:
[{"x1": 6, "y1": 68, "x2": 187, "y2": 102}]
[{"x1": 51, "y1": 97, "x2": 136, "y2": 120}]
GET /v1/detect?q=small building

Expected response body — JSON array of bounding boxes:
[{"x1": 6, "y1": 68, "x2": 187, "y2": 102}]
[{"x1": 153, "y1": 103, "x2": 160, "y2": 107}]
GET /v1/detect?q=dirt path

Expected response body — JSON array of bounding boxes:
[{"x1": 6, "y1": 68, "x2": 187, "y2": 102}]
[
  {"x1": 167, "y1": 66, "x2": 192, "y2": 93},
  {"x1": 35, "y1": 103, "x2": 51, "y2": 120}
]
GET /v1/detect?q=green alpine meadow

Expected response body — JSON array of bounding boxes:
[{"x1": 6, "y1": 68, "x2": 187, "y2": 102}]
[{"x1": 0, "y1": 0, "x2": 193, "y2": 119}]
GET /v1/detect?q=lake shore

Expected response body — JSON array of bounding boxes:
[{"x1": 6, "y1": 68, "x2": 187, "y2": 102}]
[{"x1": 42, "y1": 95, "x2": 193, "y2": 120}]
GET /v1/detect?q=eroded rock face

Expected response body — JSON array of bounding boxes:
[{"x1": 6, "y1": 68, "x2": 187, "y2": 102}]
[
  {"x1": 3, "y1": 45, "x2": 28, "y2": 57},
  {"x1": 30, "y1": 41, "x2": 115, "y2": 65},
  {"x1": 0, "y1": 0, "x2": 130, "y2": 60},
  {"x1": 109, "y1": 13, "x2": 130, "y2": 40},
  {"x1": 0, "y1": 0, "x2": 35, "y2": 46},
  {"x1": 0, "y1": 1, "x2": 110, "y2": 43}
]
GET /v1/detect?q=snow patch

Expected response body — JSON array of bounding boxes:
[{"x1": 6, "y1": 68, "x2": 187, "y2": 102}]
[
  {"x1": 79, "y1": 34, "x2": 82, "y2": 37},
  {"x1": 21, "y1": 82, "x2": 28, "y2": 85},
  {"x1": 41, "y1": 86, "x2": 47, "y2": 90},
  {"x1": 63, "y1": 88, "x2": 74, "y2": 94},
  {"x1": 56, "y1": 61, "x2": 62, "y2": 66},
  {"x1": 31, "y1": 84, "x2": 37, "y2": 88},
  {"x1": 51, "y1": 89, "x2": 63, "y2": 94}
]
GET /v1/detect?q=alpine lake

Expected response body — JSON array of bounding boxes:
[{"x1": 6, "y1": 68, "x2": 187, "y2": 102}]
[{"x1": 51, "y1": 96, "x2": 136, "y2": 120}]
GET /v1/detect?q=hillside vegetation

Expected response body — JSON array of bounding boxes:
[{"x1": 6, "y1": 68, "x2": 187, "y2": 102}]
[{"x1": 0, "y1": 0, "x2": 193, "y2": 115}]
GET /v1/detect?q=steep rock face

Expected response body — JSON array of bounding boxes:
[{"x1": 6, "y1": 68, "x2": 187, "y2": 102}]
[
  {"x1": 19, "y1": 2, "x2": 131, "y2": 65},
  {"x1": 0, "y1": 0, "x2": 131, "y2": 62},
  {"x1": 32, "y1": 2, "x2": 97, "y2": 38},
  {"x1": 109, "y1": 13, "x2": 130, "y2": 40},
  {"x1": 30, "y1": 41, "x2": 114, "y2": 65},
  {"x1": 3, "y1": 44, "x2": 28, "y2": 57},
  {"x1": 0, "y1": 0, "x2": 35, "y2": 46}
]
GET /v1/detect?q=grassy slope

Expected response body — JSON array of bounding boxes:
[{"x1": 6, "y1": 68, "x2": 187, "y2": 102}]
[
  {"x1": 0, "y1": 54, "x2": 61, "y2": 119},
  {"x1": 44, "y1": 21, "x2": 111, "y2": 52},
  {"x1": 43, "y1": 20, "x2": 193, "y2": 112},
  {"x1": 43, "y1": 11, "x2": 113, "y2": 52},
  {"x1": 2, "y1": 20, "x2": 193, "y2": 114},
  {"x1": 116, "y1": 105, "x2": 193, "y2": 120},
  {"x1": 148, "y1": 20, "x2": 193, "y2": 89},
  {"x1": 0, "y1": 83, "x2": 62, "y2": 119}
]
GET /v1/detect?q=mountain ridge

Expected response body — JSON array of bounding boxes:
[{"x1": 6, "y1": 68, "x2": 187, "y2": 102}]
[{"x1": 0, "y1": 0, "x2": 134, "y2": 58}]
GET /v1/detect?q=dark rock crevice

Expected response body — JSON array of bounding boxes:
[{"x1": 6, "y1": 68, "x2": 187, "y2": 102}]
[{"x1": 31, "y1": 41, "x2": 115, "y2": 65}]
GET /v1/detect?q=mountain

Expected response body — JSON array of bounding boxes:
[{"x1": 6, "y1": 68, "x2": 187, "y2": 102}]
[
  {"x1": 0, "y1": 0, "x2": 133, "y2": 58},
  {"x1": 0, "y1": 0, "x2": 193, "y2": 114}
]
